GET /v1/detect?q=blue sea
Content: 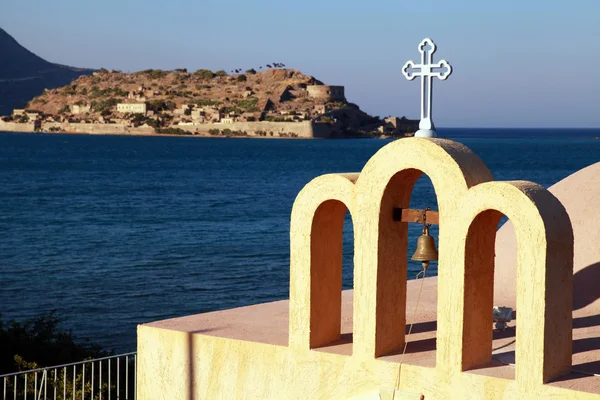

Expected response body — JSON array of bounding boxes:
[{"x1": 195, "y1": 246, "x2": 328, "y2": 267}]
[{"x1": 1, "y1": 128, "x2": 600, "y2": 353}]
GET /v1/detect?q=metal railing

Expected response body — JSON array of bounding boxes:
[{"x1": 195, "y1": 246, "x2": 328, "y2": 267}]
[{"x1": 1, "y1": 352, "x2": 136, "y2": 400}]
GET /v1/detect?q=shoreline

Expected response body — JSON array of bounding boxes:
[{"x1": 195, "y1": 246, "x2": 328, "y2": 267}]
[
  {"x1": 0, "y1": 119, "x2": 389, "y2": 139},
  {"x1": 0, "y1": 129, "x2": 387, "y2": 140}
]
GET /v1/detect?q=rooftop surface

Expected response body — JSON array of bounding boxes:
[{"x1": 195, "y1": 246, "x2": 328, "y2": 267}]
[{"x1": 144, "y1": 275, "x2": 600, "y2": 394}]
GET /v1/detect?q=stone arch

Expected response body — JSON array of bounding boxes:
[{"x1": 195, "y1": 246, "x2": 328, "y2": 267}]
[
  {"x1": 352, "y1": 138, "x2": 494, "y2": 358},
  {"x1": 289, "y1": 173, "x2": 358, "y2": 351},
  {"x1": 455, "y1": 181, "x2": 573, "y2": 385}
]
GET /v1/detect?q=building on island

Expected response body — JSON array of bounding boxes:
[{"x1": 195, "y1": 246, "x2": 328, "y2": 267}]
[
  {"x1": 117, "y1": 103, "x2": 147, "y2": 114},
  {"x1": 307, "y1": 85, "x2": 345, "y2": 101},
  {"x1": 380, "y1": 116, "x2": 419, "y2": 135},
  {"x1": 72, "y1": 104, "x2": 91, "y2": 115}
]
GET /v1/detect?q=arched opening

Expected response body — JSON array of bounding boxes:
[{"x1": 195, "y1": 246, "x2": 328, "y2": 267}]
[
  {"x1": 309, "y1": 199, "x2": 354, "y2": 354},
  {"x1": 372, "y1": 168, "x2": 440, "y2": 361},
  {"x1": 462, "y1": 210, "x2": 518, "y2": 378},
  {"x1": 387, "y1": 174, "x2": 440, "y2": 366}
]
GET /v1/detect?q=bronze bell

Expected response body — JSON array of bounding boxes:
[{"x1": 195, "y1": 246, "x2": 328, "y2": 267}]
[{"x1": 411, "y1": 225, "x2": 438, "y2": 263}]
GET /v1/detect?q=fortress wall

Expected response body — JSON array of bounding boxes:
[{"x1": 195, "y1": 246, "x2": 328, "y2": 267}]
[
  {"x1": 43, "y1": 122, "x2": 154, "y2": 135},
  {"x1": 307, "y1": 85, "x2": 345, "y2": 101},
  {"x1": 0, "y1": 121, "x2": 36, "y2": 132},
  {"x1": 178, "y1": 121, "x2": 331, "y2": 138},
  {"x1": 2, "y1": 120, "x2": 334, "y2": 138}
]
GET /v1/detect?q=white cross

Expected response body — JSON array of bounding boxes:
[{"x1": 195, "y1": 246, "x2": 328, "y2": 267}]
[{"x1": 402, "y1": 38, "x2": 452, "y2": 138}]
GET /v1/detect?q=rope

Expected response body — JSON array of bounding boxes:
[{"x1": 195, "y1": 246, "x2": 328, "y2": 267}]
[{"x1": 391, "y1": 264, "x2": 429, "y2": 400}]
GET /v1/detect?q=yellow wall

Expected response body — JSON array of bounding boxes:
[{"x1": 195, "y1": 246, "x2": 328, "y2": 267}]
[{"x1": 138, "y1": 138, "x2": 597, "y2": 399}]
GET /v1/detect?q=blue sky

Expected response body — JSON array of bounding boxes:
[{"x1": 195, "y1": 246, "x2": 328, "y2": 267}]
[{"x1": 1, "y1": 0, "x2": 599, "y2": 128}]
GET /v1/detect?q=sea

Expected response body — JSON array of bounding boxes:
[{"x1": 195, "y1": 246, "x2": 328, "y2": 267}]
[{"x1": 1, "y1": 128, "x2": 600, "y2": 353}]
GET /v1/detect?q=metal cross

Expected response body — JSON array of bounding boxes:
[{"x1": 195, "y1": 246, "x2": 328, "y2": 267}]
[{"x1": 402, "y1": 38, "x2": 452, "y2": 138}]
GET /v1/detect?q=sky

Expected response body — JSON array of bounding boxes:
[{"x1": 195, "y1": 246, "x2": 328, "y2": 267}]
[{"x1": 1, "y1": 0, "x2": 599, "y2": 128}]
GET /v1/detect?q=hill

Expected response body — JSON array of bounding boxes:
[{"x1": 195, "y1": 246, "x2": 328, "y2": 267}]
[
  {"x1": 4, "y1": 67, "x2": 417, "y2": 138},
  {"x1": 0, "y1": 27, "x2": 94, "y2": 116}
]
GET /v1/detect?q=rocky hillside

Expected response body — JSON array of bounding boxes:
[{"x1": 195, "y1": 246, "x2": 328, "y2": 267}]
[{"x1": 0, "y1": 27, "x2": 95, "y2": 116}]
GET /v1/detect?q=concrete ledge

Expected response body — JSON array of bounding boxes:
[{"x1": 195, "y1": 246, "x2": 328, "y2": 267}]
[{"x1": 138, "y1": 279, "x2": 600, "y2": 399}]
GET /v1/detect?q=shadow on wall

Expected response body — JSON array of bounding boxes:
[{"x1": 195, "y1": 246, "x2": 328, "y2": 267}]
[{"x1": 573, "y1": 262, "x2": 600, "y2": 311}]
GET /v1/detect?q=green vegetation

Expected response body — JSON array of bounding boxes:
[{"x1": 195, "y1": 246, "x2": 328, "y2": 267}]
[
  {"x1": 245, "y1": 68, "x2": 257, "y2": 74},
  {"x1": 194, "y1": 99, "x2": 221, "y2": 107},
  {"x1": 264, "y1": 116, "x2": 287, "y2": 122},
  {"x1": 91, "y1": 98, "x2": 119, "y2": 114},
  {"x1": 215, "y1": 70, "x2": 228, "y2": 77},
  {"x1": 156, "y1": 127, "x2": 192, "y2": 135},
  {"x1": 89, "y1": 86, "x2": 128, "y2": 99},
  {"x1": 236, "y1": 74, "x2": 247, "y2": 82},
  {"x1": 58, "y1": 105, "x2": 70, "y2": 114},
  {"x1": 194, "y1": 69, "x2": 215, "y2": 80},
  {"x1": 235, "y1": 97, "x2": 259, "y2": 112},
  {"x1": 140, "y1": 69, "x2": 167, "y2": 79},
  {"x1": 0, "y1": 311, "x2": 110, "y2": 374},
  {"x1": 220, "y1": 106, "x2": 242, "y2": 115},
  {"x1": 62, "y1": 86, "x2": 78, "y2": 96},
  {"x1": 0, "y1": 311, "x2": 137, "y2": 399},
  {"x1": 14, "y1": 114, "x2": 30, "y2": 123},
  {"x1": 145, "y1": 118, "x2": 160, "y2": 128},
  {"x1": 147, "y1": 100, "x2": 176, "y2": 113}
]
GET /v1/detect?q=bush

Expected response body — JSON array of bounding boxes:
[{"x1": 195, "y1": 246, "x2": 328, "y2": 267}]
[
  {"x1": 141, "y1": 69, "x2": 166, "y2": 79},
  {"x1": 91, "y1": 98, "x2": 119, "y2": 113},
  {"x1": 58, "y1": 105, "x2": 70, "y2": 114},
  {"x1": 208, "y1": 128, "x2": 220, "y2": 135},
  {"x1": 194, "y1": 69, "x2": 215, "y2": 80},
  {"x1": 236, "y1": 74, "x2": 247, "y2": 82},
  {"x1": 0, "y1": 311, "x2": 110, "y2": 374},
  {"x1": 193, "y1": 99, "x2": 221, "y2": 107},
  {"x1": 146, "y1": 118, "x2": 159, "y2": 128},
  {"x1": 215, "y1": 70, "x2": 228, "y2": 77},
  {"x1": 246, "y1": 116, "x2": 256, "y2": 122},
  {"x1": 147, "y1": 100, "x2": 167, "y2": 113},
  {"x1": 235, "y1": 97, "x2": 258, "y2": 111},
  {"x1": 220, "y1": 106, "x2": 242, "y2": 115},
  {"x1": 156, "y1": 127, "x2": 192, "y2": 135},
  {"x1": 245, "y1": 68, "x2": 257, "y2": 74},
  {"x1": 265, "y1": 116, "x2": 286, "y2": 122},
  {"x1": 175, "y1": 68, "x2": 187, "y2": 73}
]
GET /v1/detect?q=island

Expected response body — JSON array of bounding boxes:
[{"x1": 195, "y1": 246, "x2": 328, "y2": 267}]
[{"x1": 0, "y1": 68, "x2": 418, "y2": 139}]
